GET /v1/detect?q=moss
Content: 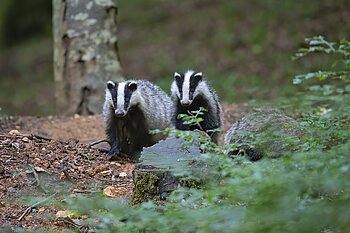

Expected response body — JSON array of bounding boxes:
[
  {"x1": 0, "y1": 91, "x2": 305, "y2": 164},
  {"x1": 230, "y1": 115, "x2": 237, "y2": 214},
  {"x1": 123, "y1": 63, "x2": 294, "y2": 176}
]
[
  {"x1": 179, "y1": 176, "x2": 202, "y2": 188},
  {"x1": 131, "y1": 173, "x2": 159, "y2": 205}
]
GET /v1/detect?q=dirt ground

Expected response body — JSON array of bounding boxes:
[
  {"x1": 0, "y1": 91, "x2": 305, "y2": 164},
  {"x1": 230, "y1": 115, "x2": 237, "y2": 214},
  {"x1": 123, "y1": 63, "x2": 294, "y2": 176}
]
[{"x1": 0, "y1": 104, "x2": 243, "y2": 231}]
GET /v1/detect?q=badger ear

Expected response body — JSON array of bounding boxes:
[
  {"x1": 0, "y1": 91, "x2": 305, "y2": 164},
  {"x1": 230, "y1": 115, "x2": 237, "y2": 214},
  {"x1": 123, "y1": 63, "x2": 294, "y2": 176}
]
[
  {"x1": 107, "y1": 81, "x2": 115, "y2": 89},
  {"x1": 174, "y1": 72, "x2": 183, "y2": 83},
  {"x1": 174, "y1": 72, "x2": 182, "y2": 79},
  {"x1": 128, "y1": 81, "x2": 137, "y2": 91},
  {"x1": 194, "y1": 72, "x2": 203, "y2": 80}
]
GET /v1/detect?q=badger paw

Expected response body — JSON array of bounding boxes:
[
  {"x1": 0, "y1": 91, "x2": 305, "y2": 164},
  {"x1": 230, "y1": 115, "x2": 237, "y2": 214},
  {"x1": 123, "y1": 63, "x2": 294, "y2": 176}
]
[{"x1": 107, "y1": 147, "x2": 120, "y2": 161}]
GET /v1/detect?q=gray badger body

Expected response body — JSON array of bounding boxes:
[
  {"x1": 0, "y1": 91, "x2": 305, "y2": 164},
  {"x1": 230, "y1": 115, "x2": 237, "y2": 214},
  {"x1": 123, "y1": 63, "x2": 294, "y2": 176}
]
[
  {"x1": 171, "y1": 70, "x2": 223, "y2": 143},
  {"x1": 103, "y1": 80, "x2": 173, "y2": 160}
]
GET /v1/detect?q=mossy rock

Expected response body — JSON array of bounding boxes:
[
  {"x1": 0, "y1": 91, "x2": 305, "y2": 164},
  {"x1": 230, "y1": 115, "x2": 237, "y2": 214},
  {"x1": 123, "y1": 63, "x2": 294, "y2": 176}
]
[{"x1": 224, "y1": 108, "x2": 305, "y2": 160}]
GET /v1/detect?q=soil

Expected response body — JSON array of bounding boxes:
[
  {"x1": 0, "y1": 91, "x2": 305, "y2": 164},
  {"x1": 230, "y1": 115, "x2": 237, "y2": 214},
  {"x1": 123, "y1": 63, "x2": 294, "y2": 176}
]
[{"x1": 0, "y1": 104, "x2": 243, "y2": 231}]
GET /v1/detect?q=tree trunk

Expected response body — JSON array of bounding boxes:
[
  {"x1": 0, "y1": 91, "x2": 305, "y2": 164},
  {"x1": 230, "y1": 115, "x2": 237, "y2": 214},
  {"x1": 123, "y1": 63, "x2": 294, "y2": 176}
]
[{"x1": 53, "y1": 0, "x2": 123, "y2": 115}]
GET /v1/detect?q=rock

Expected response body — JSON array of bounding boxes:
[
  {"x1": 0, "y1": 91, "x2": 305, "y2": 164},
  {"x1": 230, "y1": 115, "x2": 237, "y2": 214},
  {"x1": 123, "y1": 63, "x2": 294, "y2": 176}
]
[{"x1": 224, "y1": 108, "x2": 305, "y2": 160}]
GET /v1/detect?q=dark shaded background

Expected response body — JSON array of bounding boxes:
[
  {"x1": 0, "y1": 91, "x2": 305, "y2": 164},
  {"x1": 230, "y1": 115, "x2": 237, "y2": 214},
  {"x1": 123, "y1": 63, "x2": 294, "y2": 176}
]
[{"x1": 0, "y1": 0, "x2": 348, "y2": 115}]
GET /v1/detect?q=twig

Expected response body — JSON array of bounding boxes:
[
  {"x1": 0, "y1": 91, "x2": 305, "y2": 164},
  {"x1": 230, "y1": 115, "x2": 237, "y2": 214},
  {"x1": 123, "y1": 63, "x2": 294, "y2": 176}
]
[
  {"x1": 62, "y1": 167, "x2": 76, "y2": 183},
  {"x1": 17, "y1": 192, "x2": 57, "y2": 221},
  {"x1": 89, "y1": 139, "x2": 110, "y2": 147},
  {"x1": 57, "y1": 217, "x2": 92, "y2": 232},
  {"x1": 57, "y1": 216, "x2": 81, "y2": 228},
  {"x1": 72, "y1": 189, "x2": 100, "y2": 194},
  {"x1": 32, "y1": 167, "x2": 41, "y2": 187}
]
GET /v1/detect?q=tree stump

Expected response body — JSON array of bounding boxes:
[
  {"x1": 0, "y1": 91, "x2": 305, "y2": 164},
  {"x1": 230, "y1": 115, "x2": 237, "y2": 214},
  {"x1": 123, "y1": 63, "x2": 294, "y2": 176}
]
[{"x1": 132, "y1": 137, "x2": 201, "y2": 204}]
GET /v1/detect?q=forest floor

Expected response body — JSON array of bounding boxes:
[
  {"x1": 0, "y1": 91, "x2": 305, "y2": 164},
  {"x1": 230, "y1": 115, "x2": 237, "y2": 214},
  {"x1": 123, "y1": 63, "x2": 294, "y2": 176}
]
[{"x1": 0, "y1": 104, "x2": 242, "y2": 231}]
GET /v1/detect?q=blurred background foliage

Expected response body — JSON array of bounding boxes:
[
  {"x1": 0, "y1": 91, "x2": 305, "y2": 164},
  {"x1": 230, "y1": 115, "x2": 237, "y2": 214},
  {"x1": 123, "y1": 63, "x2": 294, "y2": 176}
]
[{"x1": 0, "y1": 0, "x2": 349, "y2": 115}]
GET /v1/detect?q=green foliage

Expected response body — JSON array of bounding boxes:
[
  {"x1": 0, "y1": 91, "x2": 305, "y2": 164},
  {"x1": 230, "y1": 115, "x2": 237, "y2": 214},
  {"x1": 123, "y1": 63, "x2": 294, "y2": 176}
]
[
  {"x1": 293, "y1": 36, "x2": 350, "y2": 86},
  {"x1": 152, "y1": 107, "x2": 224, "y2": 154},
  {"x1": 65, "y1": 36, "x2": 350, "y2": 232},
  {"x1": 177, "y1": 107, "x2": 206, "y2": 129}
]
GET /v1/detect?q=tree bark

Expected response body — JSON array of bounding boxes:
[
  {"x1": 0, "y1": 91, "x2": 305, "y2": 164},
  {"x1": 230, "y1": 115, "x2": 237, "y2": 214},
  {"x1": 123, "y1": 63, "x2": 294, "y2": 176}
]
[{"x1": 53, "y1": 0, "x2": 123, "y2": 115}]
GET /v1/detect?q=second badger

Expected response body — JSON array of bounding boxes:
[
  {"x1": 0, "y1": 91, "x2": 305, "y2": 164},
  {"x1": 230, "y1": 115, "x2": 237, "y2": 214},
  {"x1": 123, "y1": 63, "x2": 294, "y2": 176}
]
[
  {"x1": 171, "y1": 70, "x2": 223, "y2": 143},
  {"x1": 103, "y1": 80, "x2": 173, "y2": 160}
]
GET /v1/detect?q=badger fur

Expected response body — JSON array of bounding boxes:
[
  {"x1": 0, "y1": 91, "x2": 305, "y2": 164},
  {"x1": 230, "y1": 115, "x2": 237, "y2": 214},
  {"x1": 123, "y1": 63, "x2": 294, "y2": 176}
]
[
  {"x1": 103, "y1": 80, "x2": 173, "y2": 160},
  {"x1": 171, "y1": 70, "x2": 223, "y2": 143}
]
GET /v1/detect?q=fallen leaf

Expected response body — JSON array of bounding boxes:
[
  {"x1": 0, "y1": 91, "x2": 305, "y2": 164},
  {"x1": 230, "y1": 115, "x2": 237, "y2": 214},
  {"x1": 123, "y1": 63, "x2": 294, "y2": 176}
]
[
  {"x1": 86, "y1": 168, "x2": 96, "y2": 177},
  {"x1": 119, "y1": 172, "x2": 128, "y2": 178},
  {"x1": 103, "y1": 186, "x2": 119, "y2": 197},
  {"x1": 34, "y1": 158, "x2": 41, "y2": 163},
  {"x1": 56, "y1": 210, "x2": 76, "y2": 218},
  {"x1": 22, "y1": 137, "x2": 29, "y2": 142},
  {"x1": 110, "y1": 162, "x2": 121, "y2": 166},
  {"x1": 9, "y1": 130, "x2": 20, "y2": 135},
  {"x1": 38, "y1": 207, "x2": 46, "y2": 213},
  {"x1": 0, "y1": 202, "x2": 5, "y2": 208}
]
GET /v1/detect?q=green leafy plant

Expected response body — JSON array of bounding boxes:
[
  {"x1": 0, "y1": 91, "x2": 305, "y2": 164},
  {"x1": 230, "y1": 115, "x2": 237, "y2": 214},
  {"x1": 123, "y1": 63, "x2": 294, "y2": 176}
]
[
  {"x1": 293, "y1": 36, "x2": 350, "y2": 85},
  {"x1": 63, "y1": 36, "x2": 350, "y2": 233}
]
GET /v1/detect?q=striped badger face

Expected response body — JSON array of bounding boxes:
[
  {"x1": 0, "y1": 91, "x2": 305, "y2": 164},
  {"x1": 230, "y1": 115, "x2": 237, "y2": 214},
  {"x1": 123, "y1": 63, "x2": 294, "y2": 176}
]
[
  {"x1": 172, "y1": 70, "x2": 203, "y2": 106},
  {"x1": 106, "y1": 80, "x2": 138, "y2": 117}
]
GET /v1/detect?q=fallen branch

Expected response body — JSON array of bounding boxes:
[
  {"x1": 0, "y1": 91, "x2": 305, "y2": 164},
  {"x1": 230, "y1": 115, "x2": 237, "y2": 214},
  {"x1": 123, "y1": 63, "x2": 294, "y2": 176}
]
[{"x1": 17, "y1": 192, "x2": 57, "y2": 221}]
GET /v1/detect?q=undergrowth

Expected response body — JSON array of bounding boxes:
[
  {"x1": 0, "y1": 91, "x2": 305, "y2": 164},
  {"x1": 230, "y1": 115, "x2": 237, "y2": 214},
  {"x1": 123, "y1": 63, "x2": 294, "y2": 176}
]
[{"x1": 64, "y1": 37, "x2": 350, "y2": 232}]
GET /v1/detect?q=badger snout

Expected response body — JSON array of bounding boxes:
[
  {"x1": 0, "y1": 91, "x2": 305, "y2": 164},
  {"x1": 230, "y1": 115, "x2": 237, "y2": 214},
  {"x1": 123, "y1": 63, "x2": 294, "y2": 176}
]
[
  {"x1": 181, "y1": 99, "x2": 193, "y2": 106},
  {"x1": 115, "y1": 109, "x2": 126, "y2": 117}
]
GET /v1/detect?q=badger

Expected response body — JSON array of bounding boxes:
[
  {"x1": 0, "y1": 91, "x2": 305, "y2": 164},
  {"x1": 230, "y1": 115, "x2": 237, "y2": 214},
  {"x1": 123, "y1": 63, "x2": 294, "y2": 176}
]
[
  {"x1": 170, "y1": 70, "x2": 223, "y2": 143},
  {"x1": 103, "y1": 80, "x2": 173, "y2": 160}
]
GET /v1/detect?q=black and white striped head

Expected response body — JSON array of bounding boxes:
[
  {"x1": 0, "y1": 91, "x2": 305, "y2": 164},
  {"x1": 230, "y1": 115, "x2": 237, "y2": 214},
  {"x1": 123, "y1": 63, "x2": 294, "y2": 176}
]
[
  {"x1": 106, "y1": 80, "x2": 139, "y2": 117},
  {"x1": 171, "y1": 70, "x2": 203, "y2": 106}
]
